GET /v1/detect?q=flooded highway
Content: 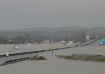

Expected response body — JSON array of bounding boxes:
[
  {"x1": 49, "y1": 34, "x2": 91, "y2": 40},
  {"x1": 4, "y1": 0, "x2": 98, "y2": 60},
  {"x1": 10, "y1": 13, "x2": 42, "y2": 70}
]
[{"x1": 0, "y1": 39, "x2": 105, "y2": 74}]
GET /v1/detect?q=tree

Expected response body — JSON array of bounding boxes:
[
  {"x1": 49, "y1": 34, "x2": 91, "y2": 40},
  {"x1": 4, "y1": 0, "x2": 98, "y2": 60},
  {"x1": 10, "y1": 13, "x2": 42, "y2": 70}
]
[{"x1": 0, "y1": 36, "x2": 8, "y2": 44}]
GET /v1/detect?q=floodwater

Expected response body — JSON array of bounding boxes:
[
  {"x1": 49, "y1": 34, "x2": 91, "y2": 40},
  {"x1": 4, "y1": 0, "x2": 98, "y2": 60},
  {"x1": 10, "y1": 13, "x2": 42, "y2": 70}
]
[
  {"x1": 0, "y1": 57, "x2": 105, "y2": 74},
  {"x1": 0, "y1": 43, "x2": 66, "y2": 55},
  {"x1": 0, "y1": 39, "x2": 98, "y2": 55},
  {"x1": 0, "y1": 39, "x2": 97, "y2": 55},
  {"x1": 0, "y1": 45, "x2": 105, "y2": 74}
]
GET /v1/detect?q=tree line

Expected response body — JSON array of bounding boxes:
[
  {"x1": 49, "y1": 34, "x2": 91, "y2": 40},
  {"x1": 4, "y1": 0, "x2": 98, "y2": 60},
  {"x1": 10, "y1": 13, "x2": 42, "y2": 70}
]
[{"x1": 0, "y1": 31, "x2": 100, "y2": 44}]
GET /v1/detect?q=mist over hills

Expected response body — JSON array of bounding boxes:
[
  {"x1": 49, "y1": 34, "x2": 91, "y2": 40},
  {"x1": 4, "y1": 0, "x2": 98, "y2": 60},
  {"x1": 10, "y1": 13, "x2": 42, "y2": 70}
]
[{"x1": 0, "y1": 26, "x2": 105, "y2": 38}]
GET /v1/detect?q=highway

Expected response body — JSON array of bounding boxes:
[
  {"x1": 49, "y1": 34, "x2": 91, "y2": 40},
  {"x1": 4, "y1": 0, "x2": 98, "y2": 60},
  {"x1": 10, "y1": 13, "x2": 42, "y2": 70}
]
[{"x1": 88, "y1": 39, "x2": 101, "y2": 46}]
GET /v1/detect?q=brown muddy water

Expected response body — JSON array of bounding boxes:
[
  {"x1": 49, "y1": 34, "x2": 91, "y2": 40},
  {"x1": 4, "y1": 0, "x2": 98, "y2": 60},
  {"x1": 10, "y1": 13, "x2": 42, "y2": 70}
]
[
  {"x1": 0, "y1": 45, "x2": 105, "y2": 74},
  {"x1": 0, "y1": 58, "x2": 105, "y2": 74}
]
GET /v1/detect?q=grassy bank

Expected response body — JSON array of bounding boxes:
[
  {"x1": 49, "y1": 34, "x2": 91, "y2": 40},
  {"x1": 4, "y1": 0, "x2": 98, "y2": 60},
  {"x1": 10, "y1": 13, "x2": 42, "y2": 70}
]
[{"x1": 56, "y1": 54, "x2": 105, "y2": 62}]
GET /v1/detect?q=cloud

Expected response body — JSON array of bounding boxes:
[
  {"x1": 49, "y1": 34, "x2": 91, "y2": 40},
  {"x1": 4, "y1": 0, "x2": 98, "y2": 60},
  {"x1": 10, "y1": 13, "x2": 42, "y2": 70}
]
[{"x1": 0, "y1": 0, "x2": 105, "y2": 30}]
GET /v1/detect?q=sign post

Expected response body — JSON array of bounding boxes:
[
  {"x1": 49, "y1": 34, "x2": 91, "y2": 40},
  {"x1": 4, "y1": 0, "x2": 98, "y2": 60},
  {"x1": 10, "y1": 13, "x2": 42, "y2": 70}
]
[
  {"x1": 15, "y1": 45, "x2": 19, "y2": 51},
  {"x1": 26, "y1": 43, "x2": 31, "y2": 50},
  {"x1": 50, "y1": 46, "x2": 54, "y2": 59},
  {"x1": 6, "y1": 52, "x2": 9, "y2": 61}
]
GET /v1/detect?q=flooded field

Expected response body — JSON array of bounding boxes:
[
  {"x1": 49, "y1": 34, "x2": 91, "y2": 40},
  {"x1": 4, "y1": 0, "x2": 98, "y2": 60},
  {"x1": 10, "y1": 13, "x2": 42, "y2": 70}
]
[
  {"x1": 0, "y1": 43, "x2": 66, "y2": 55},
  {"x1": 0, "y1": 45, "x2": 105, "y2": 74}
]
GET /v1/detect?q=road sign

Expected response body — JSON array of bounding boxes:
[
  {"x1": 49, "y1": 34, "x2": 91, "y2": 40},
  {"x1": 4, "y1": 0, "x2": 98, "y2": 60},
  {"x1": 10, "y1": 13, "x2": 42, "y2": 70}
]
[
  {"x1": 50, "y1": 46, "x2": 54, "y2": 59},
  {"x1": 50, "y1": 46, "x2": 54, "y2": 50},
  {"x1": 15, "y1": 45, "x2": 19, "y2": 50},
  {"x1": 6, "y1": 52, "x2": 9, "y2": 57},
  {"x1": 102, "y1": 38, "x2": 105, "y2": 41},
  {"x1": 26, "y1": 43, "x2": 31, "y2": 49},
  {"x1": 86, "y1": 36, "x2": 90, "y2": 40}
]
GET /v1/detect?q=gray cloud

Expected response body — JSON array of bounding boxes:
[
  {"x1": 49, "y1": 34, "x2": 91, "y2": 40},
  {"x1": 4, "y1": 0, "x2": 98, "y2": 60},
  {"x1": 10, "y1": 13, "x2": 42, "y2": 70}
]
[{"x1": 0, "y1": 0, "x2": 105, "y2": 30}]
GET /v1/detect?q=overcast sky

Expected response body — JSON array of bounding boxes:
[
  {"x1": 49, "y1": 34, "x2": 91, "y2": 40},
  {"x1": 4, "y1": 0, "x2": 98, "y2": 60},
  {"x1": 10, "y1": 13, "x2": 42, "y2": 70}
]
[{"x1": 0, "y1": 0, "x2": 105, "y2": 30}]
